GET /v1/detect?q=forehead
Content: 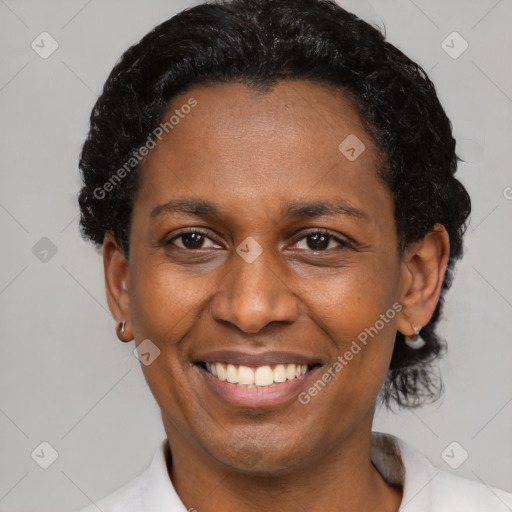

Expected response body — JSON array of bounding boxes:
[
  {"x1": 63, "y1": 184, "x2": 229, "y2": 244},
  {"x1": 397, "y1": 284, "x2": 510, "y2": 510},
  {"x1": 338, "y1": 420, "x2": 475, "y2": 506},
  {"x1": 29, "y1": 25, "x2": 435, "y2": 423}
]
[
  {"x1": 162, "y1": 80, "x2": 372, "y2": 162},
  {"x1": 134, "y1": 80, "x2": 392, "y2": 228}
]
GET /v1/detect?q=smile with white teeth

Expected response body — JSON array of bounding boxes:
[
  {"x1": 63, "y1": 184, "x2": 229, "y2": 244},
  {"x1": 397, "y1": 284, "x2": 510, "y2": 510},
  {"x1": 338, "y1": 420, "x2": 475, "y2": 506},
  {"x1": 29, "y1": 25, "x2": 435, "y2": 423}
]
[{"x1": 204, "y1": 362, "x2": 309, "y2": 387}]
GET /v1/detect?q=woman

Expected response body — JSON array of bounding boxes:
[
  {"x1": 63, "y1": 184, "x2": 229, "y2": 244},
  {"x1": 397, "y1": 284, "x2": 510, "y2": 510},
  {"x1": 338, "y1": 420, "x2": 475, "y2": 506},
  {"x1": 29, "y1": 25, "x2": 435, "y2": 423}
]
[{"x1": 75, "y1": 0, "x2": 512, "y2": 510}]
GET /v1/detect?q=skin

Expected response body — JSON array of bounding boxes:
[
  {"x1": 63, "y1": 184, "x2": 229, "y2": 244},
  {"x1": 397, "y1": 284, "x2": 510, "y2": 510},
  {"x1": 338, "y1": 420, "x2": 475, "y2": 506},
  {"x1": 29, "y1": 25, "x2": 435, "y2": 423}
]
[{"x1": 103, "y1": 80, "x2": 450, "y2": 512}]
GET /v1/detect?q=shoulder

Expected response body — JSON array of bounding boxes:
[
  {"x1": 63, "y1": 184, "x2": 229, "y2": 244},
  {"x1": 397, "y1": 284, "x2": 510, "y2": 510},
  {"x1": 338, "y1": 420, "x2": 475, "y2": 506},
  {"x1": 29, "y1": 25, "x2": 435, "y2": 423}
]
[
  {"x1": 73, "y1": 472, "x2": 145, "y2": 512},
  {"x1": 371, "y1": 432, "x2": 512, "y2": 511},
  {"x1": 426, "y1": 468, "x2": 512, "y2": 511}
]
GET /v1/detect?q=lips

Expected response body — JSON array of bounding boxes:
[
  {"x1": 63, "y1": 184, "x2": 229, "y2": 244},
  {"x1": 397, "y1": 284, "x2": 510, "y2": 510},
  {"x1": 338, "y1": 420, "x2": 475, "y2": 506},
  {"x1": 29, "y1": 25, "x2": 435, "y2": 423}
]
[
  {"x1": 192, "y1": 350, "x2": 322, "y2": 407},
  {"x1": 194, "y1": 350, "x2": 320, "y2": 367}
]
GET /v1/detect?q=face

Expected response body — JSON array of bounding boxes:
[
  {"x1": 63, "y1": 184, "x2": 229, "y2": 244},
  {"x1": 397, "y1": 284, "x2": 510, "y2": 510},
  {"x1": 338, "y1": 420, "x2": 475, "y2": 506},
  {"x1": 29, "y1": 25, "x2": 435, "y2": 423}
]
[{"x1": 105, "y1": 80, "x2": 440, "y2": 473}]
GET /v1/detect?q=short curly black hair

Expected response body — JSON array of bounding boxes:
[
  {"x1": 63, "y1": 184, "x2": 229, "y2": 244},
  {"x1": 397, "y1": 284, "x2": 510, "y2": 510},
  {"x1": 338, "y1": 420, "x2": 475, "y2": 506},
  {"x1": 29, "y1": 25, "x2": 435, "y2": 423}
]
[{"x1": 78, "y1": 0, "x2": 471, "y2": 408}]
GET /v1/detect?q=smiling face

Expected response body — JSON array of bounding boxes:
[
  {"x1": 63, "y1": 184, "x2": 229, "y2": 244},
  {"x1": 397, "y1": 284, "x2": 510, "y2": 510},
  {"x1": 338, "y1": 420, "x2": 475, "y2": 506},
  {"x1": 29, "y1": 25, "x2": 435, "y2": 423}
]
[{"x1": 103, "y1": 80, "x2": 443, "y2": 475}]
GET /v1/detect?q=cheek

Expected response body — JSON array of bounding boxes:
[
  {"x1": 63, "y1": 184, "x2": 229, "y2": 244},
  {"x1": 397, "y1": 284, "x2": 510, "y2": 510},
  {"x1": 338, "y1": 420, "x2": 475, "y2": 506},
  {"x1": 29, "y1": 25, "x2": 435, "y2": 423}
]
[
  {"x1": 127, "y1": 264, "x2": 202, "y2": 395},
  {"x1": 129, "y1": 261, "x2": 207, "y2": 341},
  {"x1": 303, "y1": 255, "x2": 400, "y2": 398},
  {"x1": 307, "y1": 253, "x2": 400, "y2": 341}
]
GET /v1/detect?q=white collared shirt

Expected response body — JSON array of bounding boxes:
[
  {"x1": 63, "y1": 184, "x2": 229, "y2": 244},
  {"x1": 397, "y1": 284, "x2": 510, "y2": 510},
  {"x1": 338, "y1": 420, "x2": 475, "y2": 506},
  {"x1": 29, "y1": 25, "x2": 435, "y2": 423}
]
[{"x1": 75, "y1": 432, "x2": 512, "y2": 511}]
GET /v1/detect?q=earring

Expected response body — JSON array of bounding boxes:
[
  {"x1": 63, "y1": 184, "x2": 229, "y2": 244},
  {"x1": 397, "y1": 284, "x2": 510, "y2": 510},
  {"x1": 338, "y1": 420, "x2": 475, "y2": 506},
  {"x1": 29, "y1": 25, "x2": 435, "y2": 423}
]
[
  {"x1": 404, "y1": 325, "x2": 426, "y2": 349},
  {"x1": 119, "y1": 320, "x2": 126, "y2": 334}
]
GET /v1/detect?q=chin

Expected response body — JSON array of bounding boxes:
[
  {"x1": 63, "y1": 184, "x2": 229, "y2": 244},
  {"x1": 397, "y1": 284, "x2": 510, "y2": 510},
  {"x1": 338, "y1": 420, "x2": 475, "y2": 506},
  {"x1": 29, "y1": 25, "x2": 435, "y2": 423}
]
[{"x1": 201, "y1": 428, "x2": 315, "y2": 474}]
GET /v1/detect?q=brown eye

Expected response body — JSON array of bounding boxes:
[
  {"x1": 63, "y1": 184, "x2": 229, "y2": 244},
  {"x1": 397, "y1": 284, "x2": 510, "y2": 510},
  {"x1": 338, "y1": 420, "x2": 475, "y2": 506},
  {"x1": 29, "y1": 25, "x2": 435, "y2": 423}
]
[
  {"x1": 292, "y1": 230, "x2": 352, "y2": 251},
  {"x1": 303, "y1": 233, "x2": 330, "y2": 251},
  {"x1": 166, "y1": 230, "x2": 221, "y2": 250}
]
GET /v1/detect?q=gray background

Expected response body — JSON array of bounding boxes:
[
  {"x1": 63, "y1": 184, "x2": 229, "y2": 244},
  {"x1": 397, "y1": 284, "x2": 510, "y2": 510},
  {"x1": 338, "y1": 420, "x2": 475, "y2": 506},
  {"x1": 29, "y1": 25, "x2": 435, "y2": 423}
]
[{"x1": 0, "y1": 0, "x2": 511, "y2": 510}]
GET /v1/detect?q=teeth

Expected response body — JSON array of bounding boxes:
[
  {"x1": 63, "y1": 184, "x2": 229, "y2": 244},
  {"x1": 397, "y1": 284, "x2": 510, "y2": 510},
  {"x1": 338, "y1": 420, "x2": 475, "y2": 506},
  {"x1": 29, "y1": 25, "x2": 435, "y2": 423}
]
[
  {"x1": 204, "y1": 362, "x2": 310, "y2": 387},
  {"x1": 274, "y1": 364, "x2": 287, "y2": 383},
  {"x1": 216, "y1": 362, "x2": 227, "y2": 381},
  {"x1": 254, "y1": 366, "x2": 274, "y2": 386},
  {"x1": 238, "y1": 365, "x2": 255, "y2": 385},
  {"x1": 226, "y1": 364, "x2": 238, "y2": 383}
]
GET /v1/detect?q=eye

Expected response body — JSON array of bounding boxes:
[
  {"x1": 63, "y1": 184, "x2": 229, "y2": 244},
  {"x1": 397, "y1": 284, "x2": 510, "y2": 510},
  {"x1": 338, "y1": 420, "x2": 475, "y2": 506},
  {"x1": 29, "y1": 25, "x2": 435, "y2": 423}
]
[
  {"x1": 165, "y1": 229, "x2": 221, "y2": 250},
  {"x1": 291, "y1": 230, "x2": 352, "y2": 251},
  {"x1": 164, "y1": 229, "x2": 353, "y2": 252}
]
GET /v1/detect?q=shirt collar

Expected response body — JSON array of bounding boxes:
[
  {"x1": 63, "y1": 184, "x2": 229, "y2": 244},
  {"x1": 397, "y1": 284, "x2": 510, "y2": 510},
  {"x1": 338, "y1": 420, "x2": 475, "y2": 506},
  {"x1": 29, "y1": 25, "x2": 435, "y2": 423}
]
[
  {"x1": 135, "y1": 439, "x2": 186, "y2": 511},
  {"x1": 370, "y1": 431, "x2": 438, "y2": 511}
]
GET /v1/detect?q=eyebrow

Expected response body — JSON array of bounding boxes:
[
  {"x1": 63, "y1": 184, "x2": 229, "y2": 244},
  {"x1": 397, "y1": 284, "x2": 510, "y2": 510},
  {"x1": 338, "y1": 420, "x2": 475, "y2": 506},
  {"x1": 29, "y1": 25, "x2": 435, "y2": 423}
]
[
  {"x1": 150, "y1": 197, "x2": 369, "y2": 222},
  {"x1": 282, "y1": 198, "x2": 369, "y2": 221}
]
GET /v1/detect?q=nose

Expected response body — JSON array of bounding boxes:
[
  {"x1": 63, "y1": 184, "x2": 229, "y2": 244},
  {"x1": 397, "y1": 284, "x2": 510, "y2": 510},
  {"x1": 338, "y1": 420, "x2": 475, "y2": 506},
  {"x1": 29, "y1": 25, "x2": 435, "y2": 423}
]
[{"x1": 209, "y1": 249, "x2": 299, "y2": 334}]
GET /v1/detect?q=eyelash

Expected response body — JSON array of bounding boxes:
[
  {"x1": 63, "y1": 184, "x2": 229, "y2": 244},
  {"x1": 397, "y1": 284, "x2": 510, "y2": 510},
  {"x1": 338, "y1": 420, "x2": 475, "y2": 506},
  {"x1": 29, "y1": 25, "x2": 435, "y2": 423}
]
[{"x1": 164, "y1": 228, "x2": 353, "y2": 251}]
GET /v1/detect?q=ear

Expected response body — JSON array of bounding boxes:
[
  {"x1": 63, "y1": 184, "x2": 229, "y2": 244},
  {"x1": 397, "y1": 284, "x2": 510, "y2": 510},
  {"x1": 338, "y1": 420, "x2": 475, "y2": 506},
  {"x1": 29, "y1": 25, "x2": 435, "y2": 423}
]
[
  {"x1": 396, "y1": 224, "x2": 450, "y2": 337},
  {"x1": 103, "y1": 231, "x2": 133, "y2": 342}
]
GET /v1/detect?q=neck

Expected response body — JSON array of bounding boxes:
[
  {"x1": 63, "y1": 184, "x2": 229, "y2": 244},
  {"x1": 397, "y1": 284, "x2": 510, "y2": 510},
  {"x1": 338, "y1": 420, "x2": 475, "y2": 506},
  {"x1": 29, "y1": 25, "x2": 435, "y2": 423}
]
[{"x1": 164, "y1": 415, "x2": 402, "y2": 512}]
